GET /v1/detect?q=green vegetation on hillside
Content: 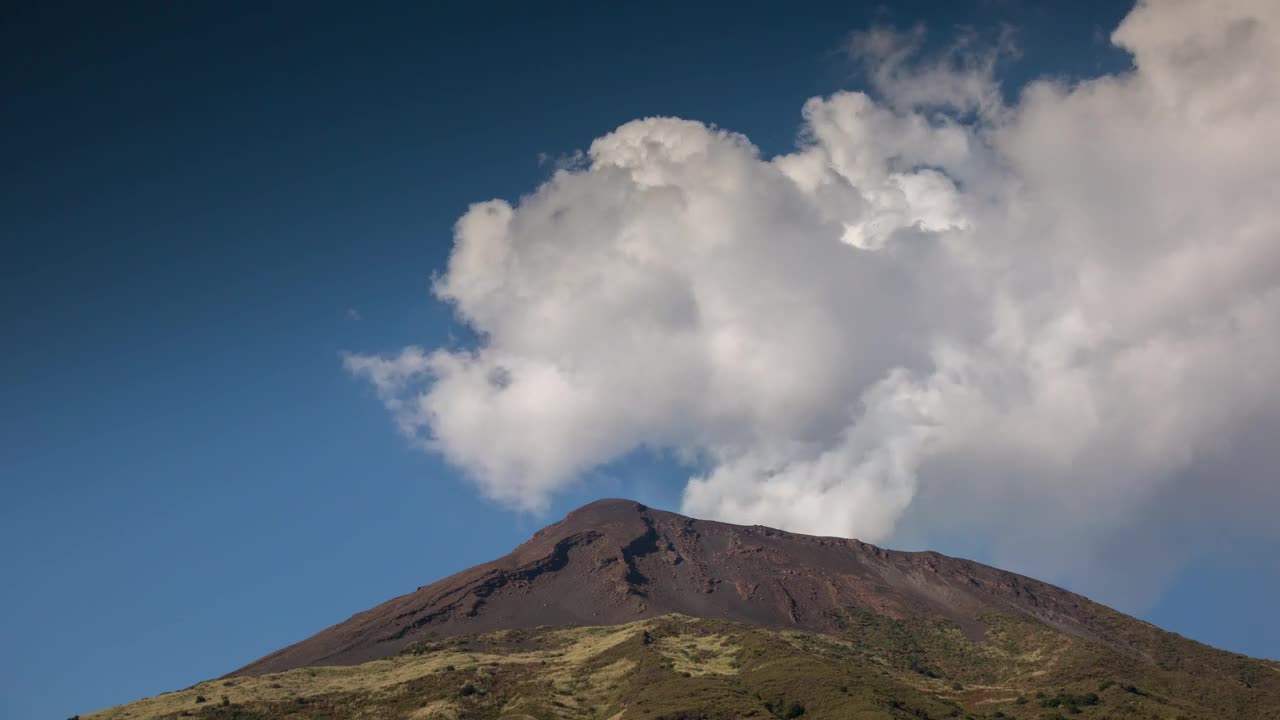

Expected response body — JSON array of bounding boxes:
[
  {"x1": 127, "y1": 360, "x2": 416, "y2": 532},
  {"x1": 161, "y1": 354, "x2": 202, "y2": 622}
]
[{"x1": 87, "y1": 613, "x2": 1280, "y2": 720}]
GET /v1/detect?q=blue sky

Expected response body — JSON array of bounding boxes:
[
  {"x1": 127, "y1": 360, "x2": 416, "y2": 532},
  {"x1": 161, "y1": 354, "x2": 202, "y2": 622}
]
[{"x1": 4, "y1": 2, "x2": 1278, "y2": 718}]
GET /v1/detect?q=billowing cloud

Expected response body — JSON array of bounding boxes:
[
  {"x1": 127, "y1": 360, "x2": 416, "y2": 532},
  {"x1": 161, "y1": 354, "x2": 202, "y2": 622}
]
[{"x1": 346, "y1": 0, "x2": 1280, "y2": 601}]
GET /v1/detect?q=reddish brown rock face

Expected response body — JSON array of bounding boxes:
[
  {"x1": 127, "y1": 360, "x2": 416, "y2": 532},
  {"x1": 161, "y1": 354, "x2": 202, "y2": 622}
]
[{"x1": 234, "y1": 499, "x2": 1132, "y2": 676}]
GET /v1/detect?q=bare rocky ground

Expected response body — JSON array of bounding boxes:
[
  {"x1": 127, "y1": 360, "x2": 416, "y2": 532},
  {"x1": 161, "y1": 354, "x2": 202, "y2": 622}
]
[{"x1": 236, "y1": 499, "x2": 1203, "y2": 676}]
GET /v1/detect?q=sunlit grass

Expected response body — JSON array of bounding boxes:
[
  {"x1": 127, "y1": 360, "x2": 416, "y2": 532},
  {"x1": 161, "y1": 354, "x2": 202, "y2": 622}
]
[{"x1": 87, "y1": 612, "x2": 1280, "y2": 720}]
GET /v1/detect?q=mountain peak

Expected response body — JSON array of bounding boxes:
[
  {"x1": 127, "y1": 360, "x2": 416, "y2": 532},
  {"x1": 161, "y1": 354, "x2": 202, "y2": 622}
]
[
  {"x1": 556, "y1": 497, "x2": 652, "y2": 527},
  {"x1": 92, "y1": 497, "x2": 1280, "y2": 720},
  {"x1": 235, "y1": 500, "x2": 1131, "y2": 677},
  {"x1": 569, "y1": 497, "x2": 649, "y2": 512}
]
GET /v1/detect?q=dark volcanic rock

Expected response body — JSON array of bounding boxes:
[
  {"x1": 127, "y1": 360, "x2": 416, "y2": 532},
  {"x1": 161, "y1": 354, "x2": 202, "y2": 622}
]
[{"x1": 233, "y1": 499, "x2": 1132, "y2": 676}]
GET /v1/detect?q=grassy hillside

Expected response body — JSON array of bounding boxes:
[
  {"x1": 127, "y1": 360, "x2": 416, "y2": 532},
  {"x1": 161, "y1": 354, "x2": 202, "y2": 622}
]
[{"x1": 88, "y1": 612, "x2": 1280, "y2": 720}]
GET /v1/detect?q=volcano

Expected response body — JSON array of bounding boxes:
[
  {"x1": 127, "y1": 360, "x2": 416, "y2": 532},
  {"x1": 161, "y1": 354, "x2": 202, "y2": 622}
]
[
  {"x1": 89, "y1": 498, "x2": 1280, "y2": 720},
  {"x1": 236, "y1": 499, "x2": 1218, "y2": 675}
]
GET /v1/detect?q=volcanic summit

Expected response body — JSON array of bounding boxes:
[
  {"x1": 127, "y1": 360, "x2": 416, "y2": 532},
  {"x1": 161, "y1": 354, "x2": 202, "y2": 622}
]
[{"x1": 239, "y1": 499, "x2": 1145, "y2": 676}]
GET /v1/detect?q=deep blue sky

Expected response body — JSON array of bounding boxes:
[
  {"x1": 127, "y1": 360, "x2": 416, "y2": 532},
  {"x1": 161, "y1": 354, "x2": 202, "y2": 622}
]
[{"x1": 4, "y1": 2, "x2": 1272, "y2": 718}]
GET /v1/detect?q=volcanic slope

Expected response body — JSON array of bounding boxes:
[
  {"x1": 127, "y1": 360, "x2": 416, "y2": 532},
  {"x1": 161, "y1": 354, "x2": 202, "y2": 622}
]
[
  {"x1": 88, "y1": 499, "x2": 1280, "y2": 720},
  {"x1": 238, "y1": 500, "x2": 1260, "y2": 673}
]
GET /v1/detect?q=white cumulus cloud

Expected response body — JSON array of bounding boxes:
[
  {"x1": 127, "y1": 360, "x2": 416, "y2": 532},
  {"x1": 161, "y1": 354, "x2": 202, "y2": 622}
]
[{"x1": 346, "y1": 0, "x2": 1280, "y2": 602}]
